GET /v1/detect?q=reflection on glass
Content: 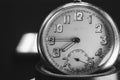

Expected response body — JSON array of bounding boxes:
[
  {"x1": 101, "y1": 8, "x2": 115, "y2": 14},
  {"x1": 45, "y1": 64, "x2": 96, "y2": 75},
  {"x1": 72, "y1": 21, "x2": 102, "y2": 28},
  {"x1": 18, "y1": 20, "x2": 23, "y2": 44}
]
[{"x1": 16, "y1": 33, "x2": 38, "y2": 53}]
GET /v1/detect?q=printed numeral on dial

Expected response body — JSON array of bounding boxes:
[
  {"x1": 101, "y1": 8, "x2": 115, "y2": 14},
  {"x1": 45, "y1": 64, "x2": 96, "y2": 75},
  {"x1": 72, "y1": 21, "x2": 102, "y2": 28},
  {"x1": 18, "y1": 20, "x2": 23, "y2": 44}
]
[
  {"x1": 95, "y1": 48, "x2": 104, "y2": 58},
  {"x1": 52, "y1": 48, "x2": 61, "y2": 58},
  {"x1": 47, "y1": 36, "x2": 55, "y2": 45},
  {"x1": 100, "y1": 36, "x2": 107, "y2": 45},
  {"x1": 88, "y1": 15, "x2": 92, "y2": 24},
  {"x1": 95, "y1": 24, "x2": 102, "y2": 33},
  {"x1": 54, "y1": 24, "x2": 63, "y2": 33},
  {"x1": 64, "y1": 15, "x2": 70, "y2": 24},
  {"x1": 75, "y1": 11, "x2": 83, "y2": 21}
]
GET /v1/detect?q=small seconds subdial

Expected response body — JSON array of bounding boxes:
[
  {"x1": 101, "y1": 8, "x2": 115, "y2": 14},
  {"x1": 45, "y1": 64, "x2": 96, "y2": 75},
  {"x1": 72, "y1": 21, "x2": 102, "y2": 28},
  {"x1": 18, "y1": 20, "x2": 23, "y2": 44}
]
[{"x1": 65, "y1": 49, "x2": 94, "y2": 74}]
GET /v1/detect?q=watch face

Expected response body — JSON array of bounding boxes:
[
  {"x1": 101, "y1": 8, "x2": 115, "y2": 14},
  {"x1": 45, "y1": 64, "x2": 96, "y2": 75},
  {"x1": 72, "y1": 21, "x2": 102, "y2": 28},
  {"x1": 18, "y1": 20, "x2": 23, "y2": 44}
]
[{"x1": 38, "y1": 2, "x2": 119, "y2": 75}]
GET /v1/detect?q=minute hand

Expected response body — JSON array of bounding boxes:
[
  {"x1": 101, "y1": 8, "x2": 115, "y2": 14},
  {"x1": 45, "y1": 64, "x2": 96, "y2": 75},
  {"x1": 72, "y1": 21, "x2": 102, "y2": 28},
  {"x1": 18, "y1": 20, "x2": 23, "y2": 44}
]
[
  {"x1": 61, "y1": 37, "x2": 80, "y2": 52},
  {"x1": 61, "y1": 42, "x2": 75, "y2": 52}
]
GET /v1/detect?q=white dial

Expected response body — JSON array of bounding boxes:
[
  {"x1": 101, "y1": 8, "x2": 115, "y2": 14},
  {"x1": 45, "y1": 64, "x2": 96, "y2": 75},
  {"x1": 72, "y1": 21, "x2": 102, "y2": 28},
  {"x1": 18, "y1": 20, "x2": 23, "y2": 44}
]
[{"x1": 38, "y1": 2, "x2": 119, "y2": 75}]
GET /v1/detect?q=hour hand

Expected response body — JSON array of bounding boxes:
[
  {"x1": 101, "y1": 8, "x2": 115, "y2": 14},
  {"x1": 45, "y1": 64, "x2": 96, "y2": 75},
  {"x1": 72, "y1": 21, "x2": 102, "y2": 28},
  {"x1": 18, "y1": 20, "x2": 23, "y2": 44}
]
[{"x1": 46, "y1": 36, "x2": 72, "y2": 45}]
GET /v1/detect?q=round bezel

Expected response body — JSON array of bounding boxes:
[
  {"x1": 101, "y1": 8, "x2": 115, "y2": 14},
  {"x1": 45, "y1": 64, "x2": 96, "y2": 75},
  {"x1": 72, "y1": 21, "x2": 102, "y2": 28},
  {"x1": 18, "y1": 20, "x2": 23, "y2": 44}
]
[{"x1": 37, "y1": 2, "x2": 120, "y2": 75}]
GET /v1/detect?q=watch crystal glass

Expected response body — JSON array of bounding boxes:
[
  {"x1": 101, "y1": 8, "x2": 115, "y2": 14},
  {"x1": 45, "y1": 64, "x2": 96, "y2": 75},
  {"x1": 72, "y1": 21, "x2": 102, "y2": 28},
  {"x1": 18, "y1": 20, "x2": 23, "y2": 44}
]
[{"x1": 38, "y1": 2, "x2": 119, "y2": 75}]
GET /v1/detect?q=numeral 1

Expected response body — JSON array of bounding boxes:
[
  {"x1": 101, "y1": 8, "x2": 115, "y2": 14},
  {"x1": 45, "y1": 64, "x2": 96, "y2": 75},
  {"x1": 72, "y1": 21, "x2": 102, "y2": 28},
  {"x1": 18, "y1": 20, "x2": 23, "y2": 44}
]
[
  {"x1": 52, "y1": 48, "x2": 61, "y2": 58},
  {"x1": 54, "y1": 24, "x2": 63, "y2": 33},
  {"x1": 88, "y1": 15, "x2": 92, "y2": 24},
  {"x1": 75, "y1": 11, "x2": 83, "y2": 21},
  {"x1": 64, "y1": 15, "x2": 70, "y2": 24},
  {"x1": 95, "y1": 24, "x2": 102, "y2": 33}
]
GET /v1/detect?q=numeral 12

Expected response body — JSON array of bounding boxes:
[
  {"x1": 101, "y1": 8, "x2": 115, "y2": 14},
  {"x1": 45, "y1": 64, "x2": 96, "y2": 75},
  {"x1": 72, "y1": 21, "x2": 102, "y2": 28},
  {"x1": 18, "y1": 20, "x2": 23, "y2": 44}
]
[{"x1": 75, "y1": 11, "x2": 83, "y2": 21}]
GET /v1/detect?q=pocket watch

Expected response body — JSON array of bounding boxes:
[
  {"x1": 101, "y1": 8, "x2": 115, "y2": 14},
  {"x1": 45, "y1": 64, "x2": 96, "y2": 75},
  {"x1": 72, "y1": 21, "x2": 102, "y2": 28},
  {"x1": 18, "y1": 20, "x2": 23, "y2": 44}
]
[{"x1": 37, "y1": 0, "x2": 120, "y2": 75}]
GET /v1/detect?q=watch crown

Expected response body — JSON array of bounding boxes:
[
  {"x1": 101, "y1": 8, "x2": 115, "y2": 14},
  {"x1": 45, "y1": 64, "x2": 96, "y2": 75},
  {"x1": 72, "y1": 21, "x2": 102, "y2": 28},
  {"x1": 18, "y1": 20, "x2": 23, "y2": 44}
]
[{"x1": 73, "y1": 0, "x2": 82, "y2": 2}]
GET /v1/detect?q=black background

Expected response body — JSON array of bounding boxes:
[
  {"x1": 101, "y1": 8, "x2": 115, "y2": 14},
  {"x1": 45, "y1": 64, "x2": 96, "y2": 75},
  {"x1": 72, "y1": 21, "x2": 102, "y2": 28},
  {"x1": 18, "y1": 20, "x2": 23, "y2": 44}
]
[{"x1": 2, "y1": 0, "x2": 120, "y2": 80}]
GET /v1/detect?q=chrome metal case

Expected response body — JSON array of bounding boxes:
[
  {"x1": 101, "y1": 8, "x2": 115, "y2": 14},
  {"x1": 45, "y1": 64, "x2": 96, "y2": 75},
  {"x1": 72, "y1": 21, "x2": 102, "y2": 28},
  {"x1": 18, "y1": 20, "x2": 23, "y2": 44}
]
[{"x1": 37, "y1": 1, "x2": 120, "y2": 75}]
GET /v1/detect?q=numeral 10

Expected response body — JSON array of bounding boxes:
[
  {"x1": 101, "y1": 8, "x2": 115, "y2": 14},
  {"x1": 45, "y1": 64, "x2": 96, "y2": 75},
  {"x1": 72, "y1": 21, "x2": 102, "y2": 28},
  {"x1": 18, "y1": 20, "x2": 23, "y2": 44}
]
[{"x1": 54, "y1": 24, "x2": 63, "y2": 33}]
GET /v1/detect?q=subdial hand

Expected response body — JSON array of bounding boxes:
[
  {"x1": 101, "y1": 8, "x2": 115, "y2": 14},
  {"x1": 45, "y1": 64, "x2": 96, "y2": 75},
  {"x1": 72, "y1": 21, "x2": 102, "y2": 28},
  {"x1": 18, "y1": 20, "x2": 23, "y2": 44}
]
[{"x1": 74, "y1": 58, "x2": 88, "y2": 64}]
